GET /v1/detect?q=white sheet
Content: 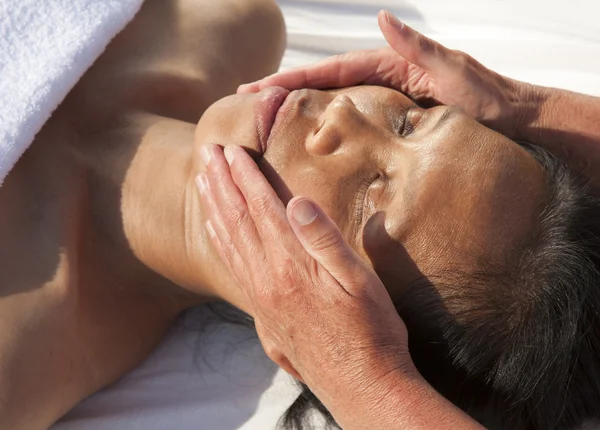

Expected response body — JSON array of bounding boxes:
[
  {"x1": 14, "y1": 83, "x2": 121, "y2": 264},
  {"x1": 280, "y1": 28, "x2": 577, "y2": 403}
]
[
  {"x1": 53, "y1": 1, "x2": 600, "y2": 429},
  {"x1": 53, "y1": 307, "x2": 299, "y2": 430}
]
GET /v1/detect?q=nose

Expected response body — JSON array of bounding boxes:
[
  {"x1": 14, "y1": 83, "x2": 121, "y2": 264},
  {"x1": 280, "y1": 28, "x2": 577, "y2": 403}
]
[{"x1": 307, "y1": 94, "x2": 361, "y2": 156}]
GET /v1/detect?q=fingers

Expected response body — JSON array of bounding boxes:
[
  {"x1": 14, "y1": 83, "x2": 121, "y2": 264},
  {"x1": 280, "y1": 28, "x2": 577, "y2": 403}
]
[
  {"x1": 199, "y1": 144, "x2": 375, "y2": 299},
  {"x1": 197, "y1": 144, "x2": 266, "y2": 281},
  {"x1": 238, "y1": 10, "x2": 452, "y2": 95},
  {"x1": 237, "y1": 80, "x2": 262, "y2": 94},
  {"x1": 237, "y1": 61, "x2": 341, "y2": 94},
  {"x1": 198, "y1": 144, "x2": 305, "y2": 278},
  {"x1": 224, "y1": 146, "x2": 301, "y2": 254},
  {"x1": 237, "y1": 51, "x2": 377, "y2": 94},
  {"x1": 378, "y1": 10, "x2": 449, "y2": 72},
  {"x1": 286, "y1": 197, "x2": 373, "y2": 294}
]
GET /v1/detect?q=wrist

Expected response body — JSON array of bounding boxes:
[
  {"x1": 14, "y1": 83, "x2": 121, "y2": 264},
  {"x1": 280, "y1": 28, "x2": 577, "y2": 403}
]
[
  {"x1": 509, "y1": 79, "x2": 553, "y2": 143},
  {"x1": 327, "y1": 358, "x2": 484, "y2": 430},
  {"x1": 326, "y1": 357, "x2": 425, "y2": 429}
]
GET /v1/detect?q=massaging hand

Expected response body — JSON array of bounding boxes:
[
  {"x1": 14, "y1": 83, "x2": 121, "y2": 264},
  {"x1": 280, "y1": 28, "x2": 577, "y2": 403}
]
[
  {"x1": 195, "y1": 143, "x2": 417, "y2": 427},
  {"x1": 196, "y1": 144, "x2": 484, "y2": 429},
  {"x1": 238, "y1": 10, "x2": 526, "y2": 140}
]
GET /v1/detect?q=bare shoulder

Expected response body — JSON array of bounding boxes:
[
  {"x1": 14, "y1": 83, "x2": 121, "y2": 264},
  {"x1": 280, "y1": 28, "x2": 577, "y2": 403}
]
[
  {"x1": 129, "y1": 0, "x2": 286, "y2": 85},
  {"x1": 65, "y1": 0, "x2": 286, "y2": 124},
  {"x1": 181, "y1": 0, "x2": 287, "y2": 88}
]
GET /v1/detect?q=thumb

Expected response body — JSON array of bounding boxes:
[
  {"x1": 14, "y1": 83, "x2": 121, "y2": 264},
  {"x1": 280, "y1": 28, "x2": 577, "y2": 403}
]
[
  {"x1": 286, "y1": 197, "x2": 372, "y2": 289},
  {"x1": 377, "y1": 10, "x2": 449, "y2": 72}
]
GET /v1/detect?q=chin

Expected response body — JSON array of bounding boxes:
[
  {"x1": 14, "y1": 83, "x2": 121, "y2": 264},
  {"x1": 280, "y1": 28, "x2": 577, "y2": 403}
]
[{"x1": 194, "y1": 93, "x2": 263, "y2": 156}]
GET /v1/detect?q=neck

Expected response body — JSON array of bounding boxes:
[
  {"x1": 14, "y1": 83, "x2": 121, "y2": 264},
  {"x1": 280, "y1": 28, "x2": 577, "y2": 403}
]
[{"x1": 93, "y1": 108, "x2": 249, "y2": 312}]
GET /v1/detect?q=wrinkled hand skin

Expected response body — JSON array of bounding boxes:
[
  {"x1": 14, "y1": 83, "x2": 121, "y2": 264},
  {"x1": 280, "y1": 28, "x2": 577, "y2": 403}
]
[
  {"x1": 195, "y1": 144, "x2": 486, "y2": 429},
  {"x1": 195, "y1": 143, "x2": 419, "y2": 428},
  {"x1": 239, "y1": 10, "x2": 530, "y2": 141}
]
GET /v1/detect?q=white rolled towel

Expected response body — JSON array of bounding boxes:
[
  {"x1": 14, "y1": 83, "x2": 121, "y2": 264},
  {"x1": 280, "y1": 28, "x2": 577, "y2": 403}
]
[{"x1": 0, "y1": 0, "x2": 144, "y2": 185}]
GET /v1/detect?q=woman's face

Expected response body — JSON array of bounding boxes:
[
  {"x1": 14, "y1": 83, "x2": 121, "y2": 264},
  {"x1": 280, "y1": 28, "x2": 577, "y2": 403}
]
[{"x1": 196, "y1": 86, "x2": 547, "y2": 298}]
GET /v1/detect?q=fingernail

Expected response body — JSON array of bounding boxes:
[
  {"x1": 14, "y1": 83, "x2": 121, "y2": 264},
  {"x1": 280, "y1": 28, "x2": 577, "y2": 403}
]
[
  {"x1": 384, "y1": 10, "x2": 404, "y2": 30},
  {"x1": 195, "y1": 174, "x2": 208, "y2": 194},
  {"x1": 292, "y1": 199, "x2": 318, "y2": 226},
  {"x1": 200, "y1": 145, "x2": 212, "y2": 165},
  {"x1": 224, "y1": 146, "x2": 235, "y2": 165},
  {"x1": 205, "y1": 220, "x2": 216, "y2": 239}
]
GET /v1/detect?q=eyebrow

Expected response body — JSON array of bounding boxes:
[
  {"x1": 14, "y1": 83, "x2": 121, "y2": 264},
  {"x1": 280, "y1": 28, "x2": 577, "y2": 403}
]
[{"x1": 430, "y1": 108, "x2": 455, "y2": 134}]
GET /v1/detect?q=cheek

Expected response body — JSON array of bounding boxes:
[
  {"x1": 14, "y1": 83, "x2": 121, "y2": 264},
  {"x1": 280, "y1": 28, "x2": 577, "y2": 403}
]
[
  {"x1": 267, "y1": 160, "x2": 354, "y2": 237},
  {"x1": 286, "y1": 169, "x2": 340, "y2": 218},
  {"x1": 361, "y1": 213, "x2": 428, "y2": 301}
]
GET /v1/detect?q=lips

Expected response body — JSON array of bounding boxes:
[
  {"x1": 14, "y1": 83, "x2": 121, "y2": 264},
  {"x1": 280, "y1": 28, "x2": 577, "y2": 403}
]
[{"x1": 254, "y1": 86, "x2": 290, "y2": 153}]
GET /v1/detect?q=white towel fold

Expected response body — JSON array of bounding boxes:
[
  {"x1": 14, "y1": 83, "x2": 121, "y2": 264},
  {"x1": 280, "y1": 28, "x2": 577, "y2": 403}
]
[{"x1": 0, "y1": 0, "x2": 143, "y2": 185}]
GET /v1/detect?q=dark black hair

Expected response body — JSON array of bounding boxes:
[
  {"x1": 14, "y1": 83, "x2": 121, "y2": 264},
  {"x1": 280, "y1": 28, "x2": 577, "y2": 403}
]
[{"x1": 280, "y1": 143, "x2": 600, "y2": 430}]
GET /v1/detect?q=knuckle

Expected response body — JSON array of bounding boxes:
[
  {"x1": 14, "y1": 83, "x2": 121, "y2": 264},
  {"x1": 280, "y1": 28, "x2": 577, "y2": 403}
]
[
  {"x1": 273, "y1": 256, "x2": 295, "y2": 278},
  {"x1": 344, "y1": 269, "x2": 373, "y2": 291},
  {"x1": 417, "y1": 34, "x2": 436, "y2": 55},
  {"x1": 275, "y1": 267, "x2": 298, "y2": 300},
  {"x1": 247, "y1": 192, "x2": 274, "y2": 218},
  {"x1": 452, "y1": 50, "x2": 473, "y2": 69},
  {"x1": 310, "y1": 228, "x2": 343, "y2": 252},
  {"x1": 306, "y1": 258, "x2": 322, "y2": 283},
  {"x1": 338, "y1": 51, "x2": 361, "y2": 63},
  {"x1": 327, "y1": 53, "x2": 347, "y2": 64},
  {"x1": 255, "y1": 282, "x2": 297, "y2": 309},
  {"x1": 273, "y1": 259, "x2": 301, "y2": 292},
  {"x1": 255, "y1": 283, "x2": 278, "y2": 306},
  {"x1": 224, "y1": 199, "x2": 251, "y2": 226},
  {"x1": 263, "y1": 343, "x2": 284, "y2": 363},
  {"x1": 254, "y1": 258, "x2": 302, "y2": 305}
]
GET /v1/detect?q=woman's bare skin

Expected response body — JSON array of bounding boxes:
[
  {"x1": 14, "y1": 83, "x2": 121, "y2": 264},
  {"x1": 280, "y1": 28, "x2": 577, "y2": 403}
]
[
  {"x1": 0, "y1": 1, "x2": 285, "y2": 428},
  {"x1": 5, "y1": 2, "x2": 600, "y2": 429}
]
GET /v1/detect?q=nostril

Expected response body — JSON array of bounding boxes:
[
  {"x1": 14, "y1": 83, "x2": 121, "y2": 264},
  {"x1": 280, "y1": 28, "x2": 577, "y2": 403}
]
[
  {"x1": 308, "y1": 130, "x2": 342, "y2": 156},
  {"x1": 307, "y1": 110, "x2": 346, "y2": 156}
]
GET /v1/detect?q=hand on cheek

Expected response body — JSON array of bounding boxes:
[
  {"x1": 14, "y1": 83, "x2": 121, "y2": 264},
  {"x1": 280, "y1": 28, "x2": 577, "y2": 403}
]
[{"x1": 194, "y1": 143, "x2": 415, "y2": 423}]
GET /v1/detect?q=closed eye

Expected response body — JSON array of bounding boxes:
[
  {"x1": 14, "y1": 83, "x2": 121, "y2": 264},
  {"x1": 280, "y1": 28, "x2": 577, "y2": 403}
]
[
  {"x1": 353, "y1": 172, "x2": 381, "y2": 239},
  {"x1": 402, "y1": 118, "x2": 416, "y2": 136},
  {"x1": 397, "y1": 108, "x2": 423, "y2": 137}
]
